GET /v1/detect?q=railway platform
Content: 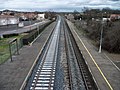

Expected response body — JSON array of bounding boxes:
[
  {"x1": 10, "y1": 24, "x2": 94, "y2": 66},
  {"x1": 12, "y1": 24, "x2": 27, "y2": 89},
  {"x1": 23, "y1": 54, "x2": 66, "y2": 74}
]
[
  {"x1": 67, "y1": 20, "x2": 120, "y2": 90},
  {"x1": 0, "y1": 21, "x2": 56, "y2": 90}
]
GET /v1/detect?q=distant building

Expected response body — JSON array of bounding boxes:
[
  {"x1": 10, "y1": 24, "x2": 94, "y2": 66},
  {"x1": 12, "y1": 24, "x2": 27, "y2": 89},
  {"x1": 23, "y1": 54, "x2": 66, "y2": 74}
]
[
  {"x1": 0, "y1": 15, "x2": 19, "y2": 26},
  {"x1": 110, "y1": 14, "x2": 120, "y2": 21},
  {"x1": 66, "y1": 14, "x2": 74, "y2": 21},
  {"x1": 37, "y1": 14, "x2": 45, "y2": 20},
  {"x1": 1, "y1": 9, "x2": 16, "y2": 16},
  {"x1": 17, "y1": 13, "x2": 37, "y2": 21},
  {"x1": 20, "y1": 15, "x2": 28, "y2": 21},
  {"x1": 18, "y1": 22, "x2": 24, "y2": 27},
  {"x1": 102, "y1": 18, "x2": 110, "y2": 22}
]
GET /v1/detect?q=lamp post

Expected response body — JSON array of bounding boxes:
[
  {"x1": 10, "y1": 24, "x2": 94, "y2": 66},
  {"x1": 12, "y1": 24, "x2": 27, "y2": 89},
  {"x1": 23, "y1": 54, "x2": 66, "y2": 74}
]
[
  {"x1": 37, "y1": 24, "x2": 39, "y2": 34},
  {"x1": 98, "y1": 13, "x2": 105, "y2": 53},
  {"x1": 98, "y1": 22, "x2": 103, "y2": 53},
  {"x1": 29, "y1": 15, "x2": 31, "y2": 30}
]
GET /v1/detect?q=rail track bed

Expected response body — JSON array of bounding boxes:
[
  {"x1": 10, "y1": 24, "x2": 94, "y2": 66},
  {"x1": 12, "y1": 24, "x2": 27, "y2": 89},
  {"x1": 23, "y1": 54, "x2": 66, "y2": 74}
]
[{"x1": 24, "y1": 16, "x2": 98, "y2": 90}]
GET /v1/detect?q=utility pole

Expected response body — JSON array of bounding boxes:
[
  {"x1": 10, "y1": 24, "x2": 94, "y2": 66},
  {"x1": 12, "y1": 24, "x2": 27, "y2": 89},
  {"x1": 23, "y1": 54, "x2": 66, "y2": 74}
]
[
  {"x1": 37, "y1": 24, "x2": 39, "y2": 34},
  {"x1": 6, "y1": 15, "x2": 9, "y2": 27},
  {"x1": 98, "y1": 22, "x2": 103, "y2": 53},
  {"x1": 98, "y1": 13, "x2": 104, "y2": 53},
  {"x1": 29, "y1": 11, "x2": 32, "y2": 30}
]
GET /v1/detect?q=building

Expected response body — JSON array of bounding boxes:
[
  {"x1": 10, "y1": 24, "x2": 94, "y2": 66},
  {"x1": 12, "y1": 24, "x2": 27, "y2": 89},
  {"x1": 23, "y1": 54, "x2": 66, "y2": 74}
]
[
  {"x1": 37, "y1": 14, "x2": 45, "y2": 20},
  {"x1": 66, "y1": 14, "x2": 74, "y2": 21},
  {"x1": 0, "y1": 15, "x2": 19, "y2": 26},
  {"x1": 110, "y1": 14, "x2": 120, "y2": 21},
  {"x1": 16, "y1": 12, "x2": 37, "y2": 21},
  {"x1": 102, "y1": 18, "x2": 110, "y2": 22}
]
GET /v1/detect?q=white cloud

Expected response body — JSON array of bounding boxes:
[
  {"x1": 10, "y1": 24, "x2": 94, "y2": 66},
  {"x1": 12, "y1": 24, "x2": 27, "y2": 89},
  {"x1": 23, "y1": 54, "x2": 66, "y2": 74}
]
[
  {"x1": 68, "y1": 0, "x2": 120, "y2": 10},
  {"x1": 0, "y1": 0, "x2": 120, "y2": 11}
]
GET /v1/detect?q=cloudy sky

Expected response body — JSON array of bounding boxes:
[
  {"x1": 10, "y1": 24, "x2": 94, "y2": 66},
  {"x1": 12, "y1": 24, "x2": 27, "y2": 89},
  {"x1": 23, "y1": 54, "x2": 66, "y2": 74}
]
[{"x1": 0, "y1": 0, "x2": 120, "y2": 12}]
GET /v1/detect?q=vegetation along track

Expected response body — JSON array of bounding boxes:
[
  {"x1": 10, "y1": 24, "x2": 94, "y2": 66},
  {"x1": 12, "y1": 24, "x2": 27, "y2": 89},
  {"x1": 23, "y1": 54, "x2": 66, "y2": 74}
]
[{"x1": 23, "y1": 16, "x2": 98, "y2": 90}]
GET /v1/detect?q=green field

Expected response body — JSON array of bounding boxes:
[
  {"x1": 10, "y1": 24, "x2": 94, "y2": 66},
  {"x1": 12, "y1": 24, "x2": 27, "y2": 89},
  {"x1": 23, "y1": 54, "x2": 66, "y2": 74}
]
[{"x1": 0, "y1": 35, "x2": 23, "y2": 64}]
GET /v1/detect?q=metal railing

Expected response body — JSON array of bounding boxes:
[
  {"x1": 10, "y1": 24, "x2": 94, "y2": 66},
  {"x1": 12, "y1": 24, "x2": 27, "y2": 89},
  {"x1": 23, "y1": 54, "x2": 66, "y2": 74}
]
[{"x1": 0, "y1": 38, "x2": 23, "y2": 64}]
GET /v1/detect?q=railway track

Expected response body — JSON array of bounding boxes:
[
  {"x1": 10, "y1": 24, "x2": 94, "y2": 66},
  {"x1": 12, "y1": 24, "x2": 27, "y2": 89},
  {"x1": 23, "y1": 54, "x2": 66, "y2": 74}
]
[
  {"x1": 24, "y1": 16, "x2": 98, "y2": 90},
  {"x1": 64, "y1": 19, "x2": 98, "y2": 90},
  {"x1": 28, "y1": 17, "x2": 60, "y2": 90}
]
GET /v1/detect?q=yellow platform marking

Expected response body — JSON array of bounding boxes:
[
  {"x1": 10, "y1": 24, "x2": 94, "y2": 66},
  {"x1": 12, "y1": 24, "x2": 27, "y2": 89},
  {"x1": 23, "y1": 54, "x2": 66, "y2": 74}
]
[{"x1": 73, "y1": 28, "x2": 113, "y2": 90}]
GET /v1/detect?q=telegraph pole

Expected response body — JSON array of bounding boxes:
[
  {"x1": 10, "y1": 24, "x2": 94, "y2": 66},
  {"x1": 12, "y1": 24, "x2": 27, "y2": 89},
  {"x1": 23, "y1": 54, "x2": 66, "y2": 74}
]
[
  {"x1": 98, "y1": 23, "x2": 103, "y2": 53},
  {"x1": 98, "y1": 13, "x2": 104, "y2": 53}
]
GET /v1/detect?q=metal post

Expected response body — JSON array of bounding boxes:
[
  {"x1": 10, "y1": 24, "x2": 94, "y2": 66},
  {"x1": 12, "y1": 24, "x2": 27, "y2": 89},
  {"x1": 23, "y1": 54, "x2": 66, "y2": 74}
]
[
  {"x1": 29, "y1": 12, "x2": 32, "y2": 30},
  {"x1": 6, "y1": 16, "x2": 8, "y2": 27},
  {"x1": 9, "y1": 44, "x2": 12, "y2": 62},
  {"x1": 37, "y1": 25, "x2": 39, "y2": 34},
  {"x1": 16, "y1": 40, "x2": 19, "y2": 55},
  {"x1": 29, "y1": 18, "x2": 31, "y2": 30},
  {"x1": 98, "y1": 24, "x2": 103, "y2": 53}
]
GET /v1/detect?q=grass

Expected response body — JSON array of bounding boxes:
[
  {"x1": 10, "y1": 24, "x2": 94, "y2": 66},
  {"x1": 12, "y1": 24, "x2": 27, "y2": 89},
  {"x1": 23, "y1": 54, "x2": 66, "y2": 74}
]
[{"x1": 0, "y1": 35, "x2": 23, "y2": 64}]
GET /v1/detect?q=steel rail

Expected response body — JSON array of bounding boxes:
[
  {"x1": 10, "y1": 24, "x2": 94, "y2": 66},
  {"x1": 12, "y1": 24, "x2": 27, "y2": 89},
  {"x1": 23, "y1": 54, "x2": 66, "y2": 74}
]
[
  {"x1": 64, "y1": 19, "x2": 98, "y2": 90},
  {"x1": 20, "y1": 21, "x2": 57, "y2": 90},
  {"x1": 62, "y1": 18, "x2": 73, "y2": 90},
  {"x1": 32, "y1": 21, "x2": 55, "y2": 90},
  {"x1": 29, "y1": 16, "x2": 61, "y2": 90}
]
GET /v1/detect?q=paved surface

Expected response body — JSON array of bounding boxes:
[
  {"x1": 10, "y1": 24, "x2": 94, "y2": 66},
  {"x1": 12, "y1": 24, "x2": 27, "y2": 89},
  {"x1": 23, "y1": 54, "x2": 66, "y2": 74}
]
[
  {"x1": 67, "y1": 20, "x2": 120, "y2": 90},
  {"x1": 0, "y1": 20, "x2": 49, "y2": 36},
  {"x1": 0, "y1": 20, "x2": 40, "y2": 32},
  {"x1": 0, "y1": 21, "x2": 56, "y2": 90},
  {"x1": 105, "y1": 51, "x2": 120, "y2": 70}
]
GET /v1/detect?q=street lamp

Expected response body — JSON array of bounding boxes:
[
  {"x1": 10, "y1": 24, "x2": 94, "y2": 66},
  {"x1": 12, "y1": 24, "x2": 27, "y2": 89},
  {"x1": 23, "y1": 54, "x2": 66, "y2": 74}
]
[
  {"x1": 98, "y1": 13, "x2": 105, "y2": 53},
  {"x1": 98, "y1": 21, "x2": 104, "y2": 53},
  {"x1": 28, "y1": 10, "x2": 32, "y2": 30},
  {"x1": 37, "y1": 24, "x2": 39, "y2": 34},
  {"x1": 29, "y1": 14, "x2": 31, "y2": 30},
  {"x1": 35, "y1": 23, "x2": 39, "y2": 35}
]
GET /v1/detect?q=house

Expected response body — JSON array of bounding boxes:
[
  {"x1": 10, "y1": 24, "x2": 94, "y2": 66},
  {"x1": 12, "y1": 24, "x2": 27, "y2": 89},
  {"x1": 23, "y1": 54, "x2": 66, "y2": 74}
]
[
  {"x1": 37, "y1": 14, "x2": 45, "y2": 20},
  {"x1": 102, "y1": 18, "x2": 110, "y2": 22},
  {"x1": 1, "y1": 10, "x2": 12, "y2": 15},
  {"x1": 66, "y1": 14, "x2": 74, "y2": 21},
  {"x1": 110, "y1": 14, "x2": 120, "y2": 21},
  {"x1": 0, "y1": 15, "x2": 19, "y2": 26},
  {"x1": 17, "y1": 13, "x2": 37, "y2": 21}
]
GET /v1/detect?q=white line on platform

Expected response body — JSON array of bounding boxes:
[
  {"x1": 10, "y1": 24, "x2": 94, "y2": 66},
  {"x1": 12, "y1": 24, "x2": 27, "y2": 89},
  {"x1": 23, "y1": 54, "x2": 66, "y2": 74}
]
[{"x1": 104, "y1": 53, "x2": 120, "y2": 71}]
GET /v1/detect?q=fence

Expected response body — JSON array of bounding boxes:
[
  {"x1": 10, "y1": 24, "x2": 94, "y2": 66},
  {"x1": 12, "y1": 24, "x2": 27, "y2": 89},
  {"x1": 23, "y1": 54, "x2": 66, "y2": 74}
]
[
  {"x1": 0, "y1": 38, "x2": 23, "y2": 64},
  {"x1": 22, "y1": 20, "x2": 54, "y2": 45},
  {"x1": 0, "y1": 20, "x2": 55, "y2": 64}
]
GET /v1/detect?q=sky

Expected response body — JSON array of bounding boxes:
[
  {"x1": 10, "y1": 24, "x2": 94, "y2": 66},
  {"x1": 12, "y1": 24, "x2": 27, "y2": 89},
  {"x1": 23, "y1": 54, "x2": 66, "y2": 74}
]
[{"x1": 0, "y1": 0, "x2": 120, "y2": 12}]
